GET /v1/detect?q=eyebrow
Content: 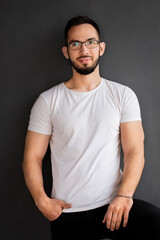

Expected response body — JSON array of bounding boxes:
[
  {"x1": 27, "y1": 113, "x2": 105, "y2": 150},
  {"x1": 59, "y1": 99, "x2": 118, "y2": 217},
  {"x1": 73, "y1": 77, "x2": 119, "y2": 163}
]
[{"x1": 69, "y1": 38, "x2": 97, "y2": 44}]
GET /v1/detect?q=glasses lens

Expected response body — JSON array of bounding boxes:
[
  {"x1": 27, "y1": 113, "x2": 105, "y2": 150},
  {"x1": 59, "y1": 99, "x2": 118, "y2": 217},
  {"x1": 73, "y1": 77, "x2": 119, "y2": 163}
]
[
  {"x1": 69, "y1": 40, "x2": 99, "y2": 49},
  {"x1": 86, "y1": 40, "x2": 98, "y2": 48},
  {"x1": 69, "y1": 42, "x2": 81, "y2": 49}
]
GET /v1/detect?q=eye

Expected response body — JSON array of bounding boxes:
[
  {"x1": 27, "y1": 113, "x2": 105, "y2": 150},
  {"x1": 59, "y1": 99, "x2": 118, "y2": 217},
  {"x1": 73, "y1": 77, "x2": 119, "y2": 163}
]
[
  {"x1": 88, "y1": 40, "x2": 96, "y2": 45},
  {"x1": 71, "y1": 42, "x2": 80, "y2": 47}
]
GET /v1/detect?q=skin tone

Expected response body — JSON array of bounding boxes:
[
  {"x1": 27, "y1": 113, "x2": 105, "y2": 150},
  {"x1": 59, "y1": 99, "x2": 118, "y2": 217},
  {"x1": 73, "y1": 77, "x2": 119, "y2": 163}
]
[
  {"x1": 22, "y1": 23, "x2": 145, "y2": 231},
  {"x1": 62, "y1": 24, "x2": 105, "y2": 91}
]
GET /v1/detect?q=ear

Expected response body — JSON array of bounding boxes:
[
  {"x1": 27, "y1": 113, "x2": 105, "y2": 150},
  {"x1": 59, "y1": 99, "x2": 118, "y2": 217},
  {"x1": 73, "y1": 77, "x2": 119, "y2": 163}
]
[
  {"x1": 99, "y1": 42, "x2": 106, "y2": 56},
  {"x1": 62, "y1": 46, "x2": 69, "y2": 59}
]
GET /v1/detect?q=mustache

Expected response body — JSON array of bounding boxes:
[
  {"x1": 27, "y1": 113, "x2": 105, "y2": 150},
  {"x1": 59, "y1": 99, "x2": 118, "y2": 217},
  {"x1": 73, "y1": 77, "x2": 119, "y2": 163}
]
[{"x1": 77, "y1": 56, "x2": 93, "y2": 60}]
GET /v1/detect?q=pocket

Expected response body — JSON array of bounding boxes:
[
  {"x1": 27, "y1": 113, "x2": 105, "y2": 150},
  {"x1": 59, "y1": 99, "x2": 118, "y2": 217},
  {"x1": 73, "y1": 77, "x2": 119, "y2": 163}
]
[
  {"x1": 52, "y1": 212, "x2": 63, "y2": 222},
  {"x1": 50, "y1": 213, "x2": 66, "y2": 239}
]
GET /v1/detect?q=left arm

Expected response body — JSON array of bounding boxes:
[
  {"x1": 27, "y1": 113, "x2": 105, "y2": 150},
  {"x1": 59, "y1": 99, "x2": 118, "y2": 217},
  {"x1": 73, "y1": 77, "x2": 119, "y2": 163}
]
[{"x1": 102, "y1": 121, "x2": 145, "y2": 231}]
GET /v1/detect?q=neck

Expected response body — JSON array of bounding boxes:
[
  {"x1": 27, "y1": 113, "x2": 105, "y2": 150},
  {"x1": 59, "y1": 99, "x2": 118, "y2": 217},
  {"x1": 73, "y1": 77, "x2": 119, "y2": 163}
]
[{"x1": 69, "y1": 65, "x2": 102, "y2": 91}]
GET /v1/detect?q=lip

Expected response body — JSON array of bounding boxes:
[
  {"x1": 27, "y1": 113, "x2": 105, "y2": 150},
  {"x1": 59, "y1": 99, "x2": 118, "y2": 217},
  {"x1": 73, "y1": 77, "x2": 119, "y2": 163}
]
[{"x1": 78, "y1": 58, "x2": 92, "y2": 63}]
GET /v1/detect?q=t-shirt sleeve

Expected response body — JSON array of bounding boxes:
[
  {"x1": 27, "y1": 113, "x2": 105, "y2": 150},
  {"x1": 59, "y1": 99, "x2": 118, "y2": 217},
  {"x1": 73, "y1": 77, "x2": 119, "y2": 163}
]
[
  {"x1": 28, "y1": 94, "x2": 52, "y2": 135},
  {"x1": 120, "y1": 86, "x2": 142, "y2": 123}
]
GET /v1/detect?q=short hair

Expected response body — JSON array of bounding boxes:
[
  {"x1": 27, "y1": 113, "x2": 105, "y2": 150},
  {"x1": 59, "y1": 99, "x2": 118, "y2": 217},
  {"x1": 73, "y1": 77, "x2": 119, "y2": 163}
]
[{"x1": 64, "y1": 16, "x2": 101, "y2": 44}]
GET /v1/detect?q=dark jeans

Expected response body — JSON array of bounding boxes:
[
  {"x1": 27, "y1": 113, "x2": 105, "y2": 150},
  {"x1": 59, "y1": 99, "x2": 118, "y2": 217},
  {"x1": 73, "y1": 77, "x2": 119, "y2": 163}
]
[{"x1": 50, "y1": 199, "x2": 160, "y2": 240}]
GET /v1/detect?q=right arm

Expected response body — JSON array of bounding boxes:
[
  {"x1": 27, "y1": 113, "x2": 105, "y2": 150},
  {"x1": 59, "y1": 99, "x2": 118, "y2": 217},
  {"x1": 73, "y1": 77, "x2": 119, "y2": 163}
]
[{"x1": 22, "y1": 130, "x2": 72, "y2": 221}]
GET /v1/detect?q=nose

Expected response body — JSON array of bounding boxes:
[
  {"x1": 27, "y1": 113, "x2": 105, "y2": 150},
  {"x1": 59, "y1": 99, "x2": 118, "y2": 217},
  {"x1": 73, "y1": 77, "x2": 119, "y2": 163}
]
[{"x1": 80, "y1": 42, "x2": 89, "y2": 54}]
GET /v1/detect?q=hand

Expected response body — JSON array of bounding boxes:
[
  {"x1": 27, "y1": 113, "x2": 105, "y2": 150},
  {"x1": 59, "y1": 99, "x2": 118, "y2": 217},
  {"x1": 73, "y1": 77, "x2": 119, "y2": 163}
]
[
  {"x1": 102, "y1": 196, "x2": 133, "y2": 231},
  {"x1": 36, "y1": 197, "x2": 72, "y2": 221}
]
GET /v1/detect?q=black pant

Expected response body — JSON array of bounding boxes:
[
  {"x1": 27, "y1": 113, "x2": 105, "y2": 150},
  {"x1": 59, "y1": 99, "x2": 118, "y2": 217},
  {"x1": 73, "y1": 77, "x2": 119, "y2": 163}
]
[{"x1": 50, "y1": 199, "x2": 160, "y2": 240}]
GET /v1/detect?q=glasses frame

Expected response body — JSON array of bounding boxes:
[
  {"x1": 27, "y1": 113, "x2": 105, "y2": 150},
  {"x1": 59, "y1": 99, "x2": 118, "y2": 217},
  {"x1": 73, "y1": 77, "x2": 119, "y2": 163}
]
[{"x1": 67, "y1": 40, "x2": 101, "y2": 50}]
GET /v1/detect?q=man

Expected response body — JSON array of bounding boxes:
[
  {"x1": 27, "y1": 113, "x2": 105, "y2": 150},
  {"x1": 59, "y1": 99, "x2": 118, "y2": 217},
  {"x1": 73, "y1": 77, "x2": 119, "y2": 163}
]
[{"x1": 22, "y1": 16, "x2": 160, "y2": 240}]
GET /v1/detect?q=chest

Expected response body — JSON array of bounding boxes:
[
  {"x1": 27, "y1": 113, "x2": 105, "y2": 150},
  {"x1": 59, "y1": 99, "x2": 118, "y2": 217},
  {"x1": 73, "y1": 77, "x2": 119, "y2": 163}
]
[{"x1": 51, "y1": 94, "x2": 121, "y2": 138}]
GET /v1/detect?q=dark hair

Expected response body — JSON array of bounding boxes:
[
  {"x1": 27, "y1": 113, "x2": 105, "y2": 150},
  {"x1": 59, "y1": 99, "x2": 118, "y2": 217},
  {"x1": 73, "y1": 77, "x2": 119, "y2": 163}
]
[{"x1": 64, "y1": 16, "x2": 101, "y2": 44}]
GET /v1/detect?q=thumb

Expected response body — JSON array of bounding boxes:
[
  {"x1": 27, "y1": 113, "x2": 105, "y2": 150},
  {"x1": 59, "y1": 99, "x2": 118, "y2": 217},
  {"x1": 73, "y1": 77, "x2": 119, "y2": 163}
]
[
  {"x1": 102, "y1": 215, "x2": 106, "y2": 223},
  {"x1": 60, "y1": 200, "x2": 72, "y2": 209}
]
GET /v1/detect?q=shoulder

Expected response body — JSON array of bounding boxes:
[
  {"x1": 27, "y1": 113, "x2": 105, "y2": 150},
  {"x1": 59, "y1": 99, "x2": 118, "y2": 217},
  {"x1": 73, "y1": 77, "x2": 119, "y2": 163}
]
[
  {"x1": 102, "y1": 78, "x2": 136, "y2": 100},
  {"x1": 103, "y1": 78, "x2": 127, "y2": 93},
  {"x1": 36, "y1": 81, "x2": 64, "y2": 108},
  {"x1": 102, "y1": 78, "x2": 140, "y2": 113},
  {"x1": 40, "y1": 82, "x2": 63, "y2": 100},
  {"x1": 31, "y1": 82, "x2": 64, "y2": 111},
  {"x1": 103, "y1": 78, "x2": 138, "y2": 96}
]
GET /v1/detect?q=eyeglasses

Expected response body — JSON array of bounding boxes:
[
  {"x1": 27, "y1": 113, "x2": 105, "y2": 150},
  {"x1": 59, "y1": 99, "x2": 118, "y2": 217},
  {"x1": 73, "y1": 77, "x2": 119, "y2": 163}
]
[{"x1": 68, "y1": 40, "x2": 101, "y2": 50}]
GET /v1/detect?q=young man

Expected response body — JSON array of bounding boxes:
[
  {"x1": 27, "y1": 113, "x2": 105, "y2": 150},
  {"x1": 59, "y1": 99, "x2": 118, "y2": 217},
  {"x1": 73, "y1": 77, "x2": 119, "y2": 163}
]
[{"x1": 22, "y1": 16, "x2": 160, "y2": 240}]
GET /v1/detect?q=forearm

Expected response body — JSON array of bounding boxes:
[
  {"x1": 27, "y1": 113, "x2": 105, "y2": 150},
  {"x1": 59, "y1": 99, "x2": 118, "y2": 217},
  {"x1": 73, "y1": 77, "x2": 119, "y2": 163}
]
[
  {"x1": 117, "y1": 152, "x2": 145, "y2": 197},
  {"x1": 22, "y1": 158, "x2": 72, "y2": 221},
  {"x1": 103, "y1": 122, "x2": 145, "y2": 230},
  {"x1": 22, "y1": 159, "x2": 48, "y2": 205}
]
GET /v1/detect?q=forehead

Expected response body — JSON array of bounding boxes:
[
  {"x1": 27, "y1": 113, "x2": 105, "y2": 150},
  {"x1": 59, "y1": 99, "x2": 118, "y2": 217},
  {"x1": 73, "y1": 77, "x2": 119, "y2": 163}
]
[{"x1": 67, "y1": 23, "x2": 99, "y2": 42}]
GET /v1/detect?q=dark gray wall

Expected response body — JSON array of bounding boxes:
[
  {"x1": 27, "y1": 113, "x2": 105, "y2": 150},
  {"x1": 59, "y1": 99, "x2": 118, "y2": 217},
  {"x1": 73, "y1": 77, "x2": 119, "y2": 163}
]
[{"x1": 1, "y1": 0, "x2": 160, "y2": 239}]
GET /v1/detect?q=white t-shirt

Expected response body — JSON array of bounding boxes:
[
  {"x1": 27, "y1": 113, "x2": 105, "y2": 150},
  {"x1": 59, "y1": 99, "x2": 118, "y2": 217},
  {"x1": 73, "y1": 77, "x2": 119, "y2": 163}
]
[{"x1": 28, "y1": 77, "x2": 142, "y2": 212}]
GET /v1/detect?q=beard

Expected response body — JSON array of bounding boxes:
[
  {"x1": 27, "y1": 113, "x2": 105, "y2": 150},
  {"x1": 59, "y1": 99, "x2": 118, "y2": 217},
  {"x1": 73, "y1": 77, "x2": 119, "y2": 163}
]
[{"x1": 68, "y1": 54, "x2": 100, "y2": 75}]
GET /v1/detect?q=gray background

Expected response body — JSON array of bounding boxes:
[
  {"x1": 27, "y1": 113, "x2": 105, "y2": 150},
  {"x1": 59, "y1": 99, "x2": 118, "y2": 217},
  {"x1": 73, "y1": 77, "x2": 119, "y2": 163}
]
[{"x1": 1, "y1": 0, "x2": 160, "y2": 239}]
